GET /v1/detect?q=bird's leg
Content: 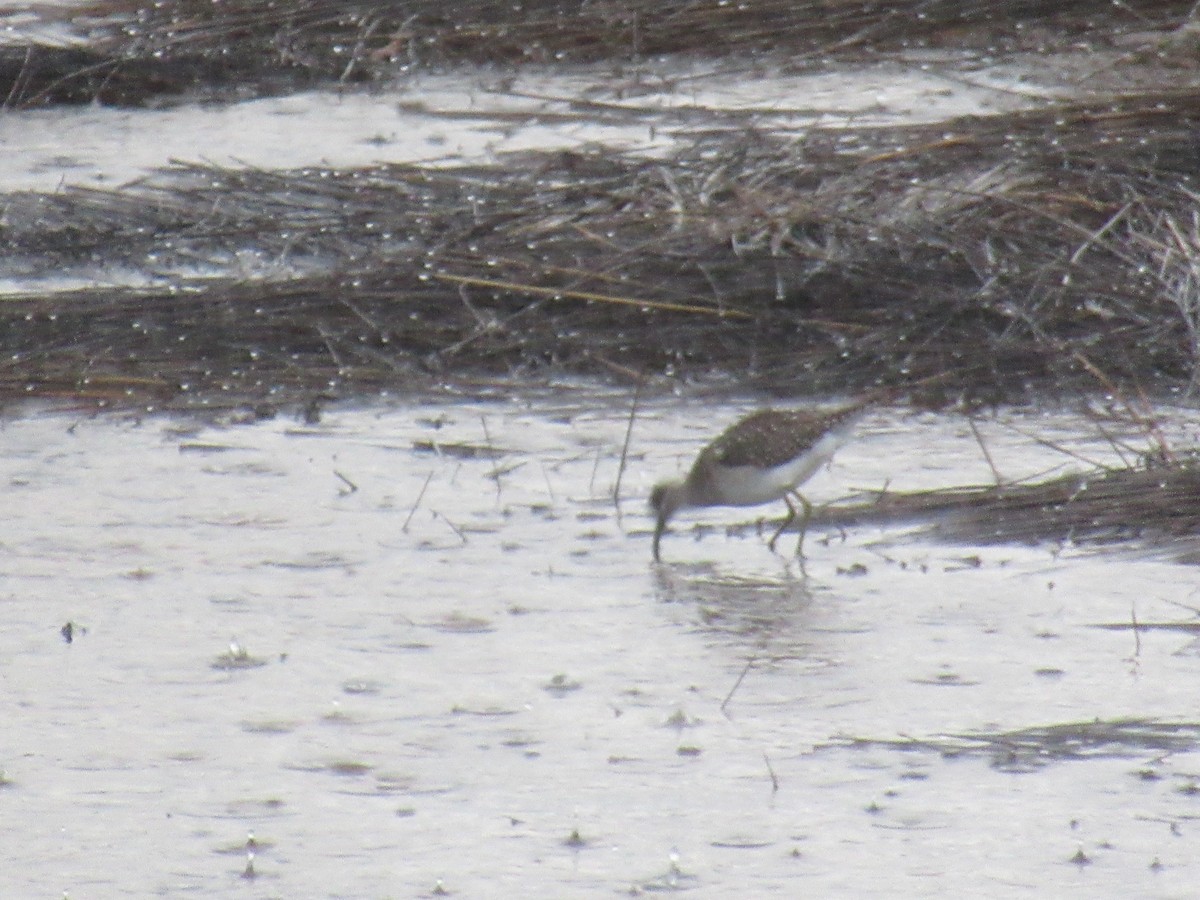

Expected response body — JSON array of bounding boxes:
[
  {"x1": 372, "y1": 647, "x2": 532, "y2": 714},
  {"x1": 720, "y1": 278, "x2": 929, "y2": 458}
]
[
  {"x1": 767, "y1": 495, "x2": 798, "y2": 553},
  {"x1": 792, "y1": 491, "x2": 814, "y2": 559}
]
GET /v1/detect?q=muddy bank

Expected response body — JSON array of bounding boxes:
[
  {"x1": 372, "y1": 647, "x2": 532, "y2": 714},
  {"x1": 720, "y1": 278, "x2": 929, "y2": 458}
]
[
  {"x1": 3, "y1": 3, "x2": 1200, "y2": 412},
  {"x1": 4, "y1": 90, "x2": 1200, "y2": 412},
  {"x1": 5, "y1": 0, "x2": 1194, "y2": 107}
]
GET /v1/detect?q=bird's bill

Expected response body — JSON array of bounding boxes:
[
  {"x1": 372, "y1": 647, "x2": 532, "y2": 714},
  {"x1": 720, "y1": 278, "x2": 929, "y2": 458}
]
[{"x1": 652, "y1": 515, "x2": 667, "y2": 562}]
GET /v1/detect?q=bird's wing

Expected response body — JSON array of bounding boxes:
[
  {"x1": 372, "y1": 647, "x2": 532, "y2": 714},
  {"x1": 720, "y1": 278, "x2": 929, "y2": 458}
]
[{"x1": 704, "y1": 410, "x2": 848, "y2": 469}]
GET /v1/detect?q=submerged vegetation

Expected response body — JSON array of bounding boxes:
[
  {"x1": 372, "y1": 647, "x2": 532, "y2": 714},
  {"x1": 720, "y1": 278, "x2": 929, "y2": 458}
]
[{"x1": 836, "y1": 718, "x2": 1200, "y2": 771}]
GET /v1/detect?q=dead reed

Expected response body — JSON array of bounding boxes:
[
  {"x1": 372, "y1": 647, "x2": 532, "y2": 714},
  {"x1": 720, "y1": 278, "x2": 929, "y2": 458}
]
[
  {"x1": 7, "y1": 84, "x2": 1200, "y2": 407},
  {"x1": 3, "y1": 0, "x2": 1194, "y2": 106}
]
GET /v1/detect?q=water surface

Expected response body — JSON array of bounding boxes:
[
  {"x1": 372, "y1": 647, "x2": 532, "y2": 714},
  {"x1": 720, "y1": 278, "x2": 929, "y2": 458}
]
[{"x1": 3, "y1": 397, "x2": 1198, "y2": 897}]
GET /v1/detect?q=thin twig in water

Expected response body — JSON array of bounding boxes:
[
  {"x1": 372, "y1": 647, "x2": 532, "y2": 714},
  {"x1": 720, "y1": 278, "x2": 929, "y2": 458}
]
[
  {"x1": 403, "y1": 470, "x2": 435, "y2": 533},
  {"x1": 539, "y1": 460, "x2": 556, "y2": 503},
  {"x1": 333, "y1": 469, "x2": 358, "y2": 495},
  {"x1": 613, "y1": 376, "x2": 644, "y2": 506},
  {"x1": 436, "y1": 511, "x2": 468, "y2": 545},
  {"x1": 1085, "y1": 416, "x2": 1135, "y2": 470},
  {"x1": 1071, "y1": 350, "x2": 1159, "y2": 441},
  {"x1": 967, "y1": 415, "x2": 1003, "y2": 486},
  {"x1": 1163, "y1": 596, "x2": 1200, "y2": 617},
  {"x1": 589, "y1": 444, "x2": 603, "y2": 497},
  {"x1": 764, "y1": 752, "x2": 779, "y2": 794},
  {"x1": 1130, "y1": 381, "x2": 1176, "y2": 464},
  {"x1": 995, "y1": 417, "x2": 1109, "y2": 471},
  {"x1": 721, "y1": 657, "x2": 756, "y2": 716},
  {"x1": 480, "y1": 414, "x2": 504, "y2": 496},
  {"x1": 1073, "y1": 352, "x2": 1171, "y2": 463}
]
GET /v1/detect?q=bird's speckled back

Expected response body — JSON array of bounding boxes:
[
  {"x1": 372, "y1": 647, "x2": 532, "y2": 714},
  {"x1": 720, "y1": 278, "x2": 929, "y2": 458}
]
[{"x1": 699, "y1": 404, "x2": 868, "y2": 471}]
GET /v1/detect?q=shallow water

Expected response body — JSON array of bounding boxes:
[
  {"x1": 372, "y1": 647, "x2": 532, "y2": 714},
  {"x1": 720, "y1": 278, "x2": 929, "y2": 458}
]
[
  {"x1": 3, "y1": 396, "x2": 1200, "y2": 897},
  {"x1": 0, "y1": 49, "x2": 1050, "y2": 195}
]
